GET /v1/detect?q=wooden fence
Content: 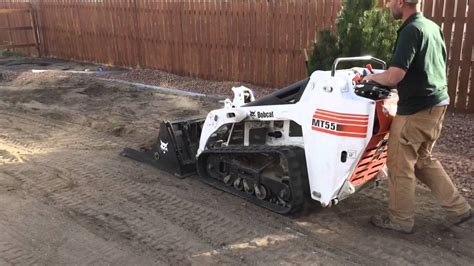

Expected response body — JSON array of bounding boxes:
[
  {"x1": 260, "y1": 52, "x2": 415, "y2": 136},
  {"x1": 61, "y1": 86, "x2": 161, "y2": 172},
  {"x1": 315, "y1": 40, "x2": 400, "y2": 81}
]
[
  {"x1": 2, "y1": 0, "x2": 342, "y2": 87},
  {"x1": 0, "y1": 8, "x2": 40, "y2": 55},
  {"x1": 0, "y1": 2, "x2": 38, "y2": 56},
  {"x1": 0, "y1": 0, "x2": 473, "y2": 113}
]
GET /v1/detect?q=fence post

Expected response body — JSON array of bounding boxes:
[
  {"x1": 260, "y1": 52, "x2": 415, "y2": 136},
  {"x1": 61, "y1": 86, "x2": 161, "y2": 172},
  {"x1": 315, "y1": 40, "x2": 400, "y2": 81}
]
[{"x1": 29, "y1": 2, "x2": 41, "y2": 57}]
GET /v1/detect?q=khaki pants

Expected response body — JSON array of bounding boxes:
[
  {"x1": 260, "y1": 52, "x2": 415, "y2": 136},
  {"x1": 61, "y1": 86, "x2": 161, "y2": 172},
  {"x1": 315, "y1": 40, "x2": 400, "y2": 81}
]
[{"x1": 387, "y1": 106, "x2": 471, "y2": 228}]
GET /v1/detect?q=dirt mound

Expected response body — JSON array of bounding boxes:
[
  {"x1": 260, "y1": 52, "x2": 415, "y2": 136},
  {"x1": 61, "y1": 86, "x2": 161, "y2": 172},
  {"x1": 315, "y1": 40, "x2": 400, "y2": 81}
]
[
  {"x1": 0, "y1": 71, "x2": 20, "y2": 82},
  {"x1": 99, "y1": 69, "x2": 276, "y2": 98},
  {"x1": 0, "y1": 72, "x2": 219, "y2": 147}
]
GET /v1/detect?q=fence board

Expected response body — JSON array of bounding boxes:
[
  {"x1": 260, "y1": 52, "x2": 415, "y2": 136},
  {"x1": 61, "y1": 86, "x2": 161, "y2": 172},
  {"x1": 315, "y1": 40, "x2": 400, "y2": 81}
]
[
  {"x1": 469, "y1": 66, "x2": 474, "y2": 112},
  {"x1": 423, "y1": 0, "x2": 434, "y2": 19},
  {"x1": 212, "y1": 0, "x2": 218, "y2": 80},
  {"x1": 245, "y1": 0, "x2": 252, "y2": 83},
  {"x1": 221, "y1": 0, "x2": 227, "y2": 81},
  {"x1": 182, "y1": 0, "x2": 188, "y2": 76},
  {"x1": 0, "y1": 26, "x2": 32, "y2": 31},
  {"x1": 456, "y1": 2, "x2": 474, "y2": 111},
  {"x1": 190, "y1": 0, "x2": 197, "y2": 77},
  {"x1": 262, "y1": 0, "x2": 270, "y2": 84},
  {"x1": 202, "y1": 0, "x2": 208, "y2": 78},
  {"x1": 0, "y1": 9, "x2": 30, "y2": 14},
  {"x1": 0, "y1": 43, "x2": 35, "y2": 49},
  {"x1": 4, "y1": 11, "x2": 13, "y2": 48},
  {"x1": 316, "y1": 0, "x2": 324, "y2": 37},
  {"x1": 287, "y1": 1, "x2": 295, "y2": 84},
  {"x1": 433, "y1": 0, "x2": 445, "y2": 25},
  {"x1": 447, "y1": 0, "x2": 467, "y2": 108},
  {"x1": 209, "y1": 0, "x2": 214, "y2": 79},
  {"x1": 277, "y1": 0, "x2": 284, "y2": 84},
  {"x1": 468, "y1": 64, "x2": 474, "y2": 112},
  {"x1": 235, "y1": 0, "x2": 242, "y2": 82},
  {"x1": 443, "y1": 0, "x2": 456, "y2": 61},
  {"x1": 249, "y1": 0, "x2": 256, "y2": 84}
]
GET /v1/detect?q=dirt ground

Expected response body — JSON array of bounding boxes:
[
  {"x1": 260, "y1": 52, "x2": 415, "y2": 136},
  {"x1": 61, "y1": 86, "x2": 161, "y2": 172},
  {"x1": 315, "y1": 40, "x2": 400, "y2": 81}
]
[{"x1": 0, "y1": 56, "x2": 472, "y2": 265}]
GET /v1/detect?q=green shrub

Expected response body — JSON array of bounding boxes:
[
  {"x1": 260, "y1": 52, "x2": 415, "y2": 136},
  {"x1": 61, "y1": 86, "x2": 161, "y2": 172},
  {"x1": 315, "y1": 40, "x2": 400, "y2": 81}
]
[
  {"x1": 0, "y1": 49, "x2": 25, "y2": 58},
  {"x1": 307, "y1": 0, "x2": 400, "y2": 73},
  {"x1": 307, "y1": 30, "x2": 339, "y2": 74}
]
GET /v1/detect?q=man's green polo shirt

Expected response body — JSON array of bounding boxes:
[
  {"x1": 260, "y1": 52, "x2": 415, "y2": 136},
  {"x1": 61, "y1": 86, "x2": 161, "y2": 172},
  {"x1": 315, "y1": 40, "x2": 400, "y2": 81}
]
[{"x1": 391, "y1": 13, "x2": 449, "y2": 115}]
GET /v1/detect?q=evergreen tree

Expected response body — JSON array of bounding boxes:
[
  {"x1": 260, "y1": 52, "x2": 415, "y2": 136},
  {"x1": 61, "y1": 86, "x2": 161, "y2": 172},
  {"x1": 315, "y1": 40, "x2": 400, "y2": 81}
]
[
  {"x1": 337, "y1": 0, "x2": 377, "y2": 58},
  {"x1": 361, "y1": 9, "x2": 400, "y2": 63},
  {"x1": 307, "y1": 30, "x2": 339, "y2": 75},
  {"x1": 307, "y1": 0, "x2": 400, "y2": 73}
]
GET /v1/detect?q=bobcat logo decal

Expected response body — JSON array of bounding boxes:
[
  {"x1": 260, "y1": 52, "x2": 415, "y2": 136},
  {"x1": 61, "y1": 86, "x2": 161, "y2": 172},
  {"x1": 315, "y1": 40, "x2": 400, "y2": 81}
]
[{"x1": 160, "y1": 140, "x2": 169, "y2": 154}]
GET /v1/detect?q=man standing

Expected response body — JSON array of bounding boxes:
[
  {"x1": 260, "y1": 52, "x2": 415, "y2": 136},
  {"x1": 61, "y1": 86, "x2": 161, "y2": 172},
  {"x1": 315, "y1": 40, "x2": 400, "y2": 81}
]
[{"x1": 363, "y1": 0, "x2": 471, "y2": 233}]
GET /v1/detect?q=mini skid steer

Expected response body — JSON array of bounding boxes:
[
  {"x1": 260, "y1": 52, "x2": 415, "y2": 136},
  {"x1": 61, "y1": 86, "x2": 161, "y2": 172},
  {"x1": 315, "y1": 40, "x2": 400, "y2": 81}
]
[{"x1": 121, "y1": 56, "x2": 398, "y2": 214}]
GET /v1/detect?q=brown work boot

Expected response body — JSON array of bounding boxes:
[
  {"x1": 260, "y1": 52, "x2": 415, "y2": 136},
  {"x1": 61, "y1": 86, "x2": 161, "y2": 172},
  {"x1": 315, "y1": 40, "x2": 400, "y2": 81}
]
[
  {"x1": 440, "y1": 210, "x2": 472, "y2": 231},
  {"x1": 370, "y1": 215, "x2": 414, "y2": 234}
]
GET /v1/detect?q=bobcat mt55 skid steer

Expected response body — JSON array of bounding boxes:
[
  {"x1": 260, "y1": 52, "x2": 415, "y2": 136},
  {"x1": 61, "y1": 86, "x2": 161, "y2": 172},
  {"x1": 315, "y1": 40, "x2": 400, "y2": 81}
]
[{"x1": 121, "y1": 56, "x2": 398, "y2": 214}]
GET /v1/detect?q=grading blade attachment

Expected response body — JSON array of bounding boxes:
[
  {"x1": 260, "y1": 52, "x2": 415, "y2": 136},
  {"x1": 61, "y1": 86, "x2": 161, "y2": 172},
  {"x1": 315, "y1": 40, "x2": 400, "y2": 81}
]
[{"x1": 121, "y1": 118, "x2": 204, "y2": 178}]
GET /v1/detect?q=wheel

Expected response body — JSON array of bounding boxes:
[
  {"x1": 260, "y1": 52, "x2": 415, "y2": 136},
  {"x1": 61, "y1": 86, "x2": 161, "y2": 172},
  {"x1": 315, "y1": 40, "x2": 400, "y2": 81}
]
[
  {"x1": 254, "y1": 184, "x2": 267, "y2": 200},
  {"x1": 233, "y1": 177, "x2": 244, "y2": 190},
  {"x1": 278, "y1": 176, "x2": 291, "y2": 202},
  {"x1": 223, "y1": 175, "x2": 232, "y2": 186},
  {"x1": 243, "y1": 179, "x2": 254, "y2": 194}
]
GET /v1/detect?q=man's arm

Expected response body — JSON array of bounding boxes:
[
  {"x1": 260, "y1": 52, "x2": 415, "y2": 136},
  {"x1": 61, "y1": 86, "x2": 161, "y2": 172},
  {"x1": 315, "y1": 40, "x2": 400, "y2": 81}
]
[
  {"x1": 362, "y1": 67, "x2": 407, "y2": 87},
  {"x1": 363, "y1": 25, "x2": 419, "y2": 87}
]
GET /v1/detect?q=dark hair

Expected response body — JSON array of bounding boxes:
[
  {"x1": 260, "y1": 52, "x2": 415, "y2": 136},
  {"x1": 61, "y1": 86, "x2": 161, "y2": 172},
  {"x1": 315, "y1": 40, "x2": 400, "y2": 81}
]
[{"x1": 404, "y1": 0, "x2": 419, "y2": 7}]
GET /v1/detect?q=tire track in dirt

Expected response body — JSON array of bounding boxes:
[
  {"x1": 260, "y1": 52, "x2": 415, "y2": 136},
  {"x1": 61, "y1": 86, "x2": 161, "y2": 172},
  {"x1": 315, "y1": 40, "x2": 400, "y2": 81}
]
[
  {"x1": 170, "y1": 167, "x2": 473, "y2": 265},
  {"x1": 0, "y1": 196, "x2": 158, "y2": 266},
  {"x1": 2, "y1": 163, "x2": 243, "y2": 264},
  {"x1": 0, "y1": 134, "x2": 43, "y2": 165},
  {"x1": 142, "y1": 167, "x2": 473, "y2": 265},
  {"x1": 0, "y1": 132, "x2": 346, "y2": 265},
  {"x1": 0, "y1": 134, "x2": 42, "y2": 153},
  {"x1": 0, "y1": 149, "x2": 19, "y2": 164},
  {"x1": 0, "y1": 241, "x2": 37, "y2": 265},
  {"x1": 40, "y1": 154, "x2": 344, "y2": 265},
  {"x1": 292, "y1": 188, "x2": 474, "y2": 265},
  {"x1": 0, "y1": 137, "x2": 248, "y2": 263},
  {"x1": 0, "y1": 111, "x2": 346, "y2": 264},
  {"x1": 359, "y1": 187, "x2": 474, "y2": 258},
  {"x1": 51, "y1": 190, "x2": 226, "y2": 265},
  {"x1": 0, "y1": 129, "x2": 454, "y2": 264},
  {"x1": 0, "y1": 110, "x2": 127, "y2": 150},
  {"x1": 4, "y1": 166, "x2": 74, "y2": 197}
]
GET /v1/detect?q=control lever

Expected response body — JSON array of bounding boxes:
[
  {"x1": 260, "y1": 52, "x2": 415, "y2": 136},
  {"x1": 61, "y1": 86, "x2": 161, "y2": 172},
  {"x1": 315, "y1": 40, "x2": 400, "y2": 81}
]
[
  {"x1": 354, "y1": 81, "x2": 391, "y2": 100},
  {"x1": 366, "y1": 64, "x2": 374, "y2": 74}
]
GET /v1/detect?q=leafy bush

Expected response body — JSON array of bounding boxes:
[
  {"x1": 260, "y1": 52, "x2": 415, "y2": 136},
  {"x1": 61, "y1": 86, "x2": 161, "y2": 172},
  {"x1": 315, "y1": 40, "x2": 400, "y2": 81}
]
[
  {"x1": 307, "y1": 0, "x2": 400, "y2": 74},
  {"x1": 307, "y1": 30, "x2": 339, "y2": 75},
  {"x1": 0, "y1": 49, "x2": 25, "y2": 58}
]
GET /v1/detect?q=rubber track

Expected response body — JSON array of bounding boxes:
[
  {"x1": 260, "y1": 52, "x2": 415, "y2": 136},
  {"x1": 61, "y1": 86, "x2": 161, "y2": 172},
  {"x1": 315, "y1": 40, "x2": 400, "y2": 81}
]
[{"x1": 198, "y1": 145, "x2": 307, "y2": 214}]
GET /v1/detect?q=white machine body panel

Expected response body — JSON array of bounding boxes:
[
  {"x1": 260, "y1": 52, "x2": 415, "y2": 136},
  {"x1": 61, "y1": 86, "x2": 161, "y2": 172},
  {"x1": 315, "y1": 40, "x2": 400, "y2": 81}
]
[{"x1": 197, "y1": 67, "x2": 394, "y2": 206}]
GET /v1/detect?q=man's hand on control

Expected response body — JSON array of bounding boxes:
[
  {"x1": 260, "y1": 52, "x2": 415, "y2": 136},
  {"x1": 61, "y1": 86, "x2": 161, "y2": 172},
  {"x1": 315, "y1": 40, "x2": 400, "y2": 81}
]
[
  {"x1": 361, "y1": 67, "x2": 407, "y2": 87},
  {"x1": 362, "y1": 75, "x2": 373, "y2": 83}
]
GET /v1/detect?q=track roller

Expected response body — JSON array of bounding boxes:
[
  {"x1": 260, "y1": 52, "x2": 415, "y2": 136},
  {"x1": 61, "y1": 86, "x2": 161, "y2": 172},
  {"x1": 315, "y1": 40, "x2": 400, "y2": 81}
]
[{"x1": 197, "y1": 146, "x2": 308, "y2": 214}]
